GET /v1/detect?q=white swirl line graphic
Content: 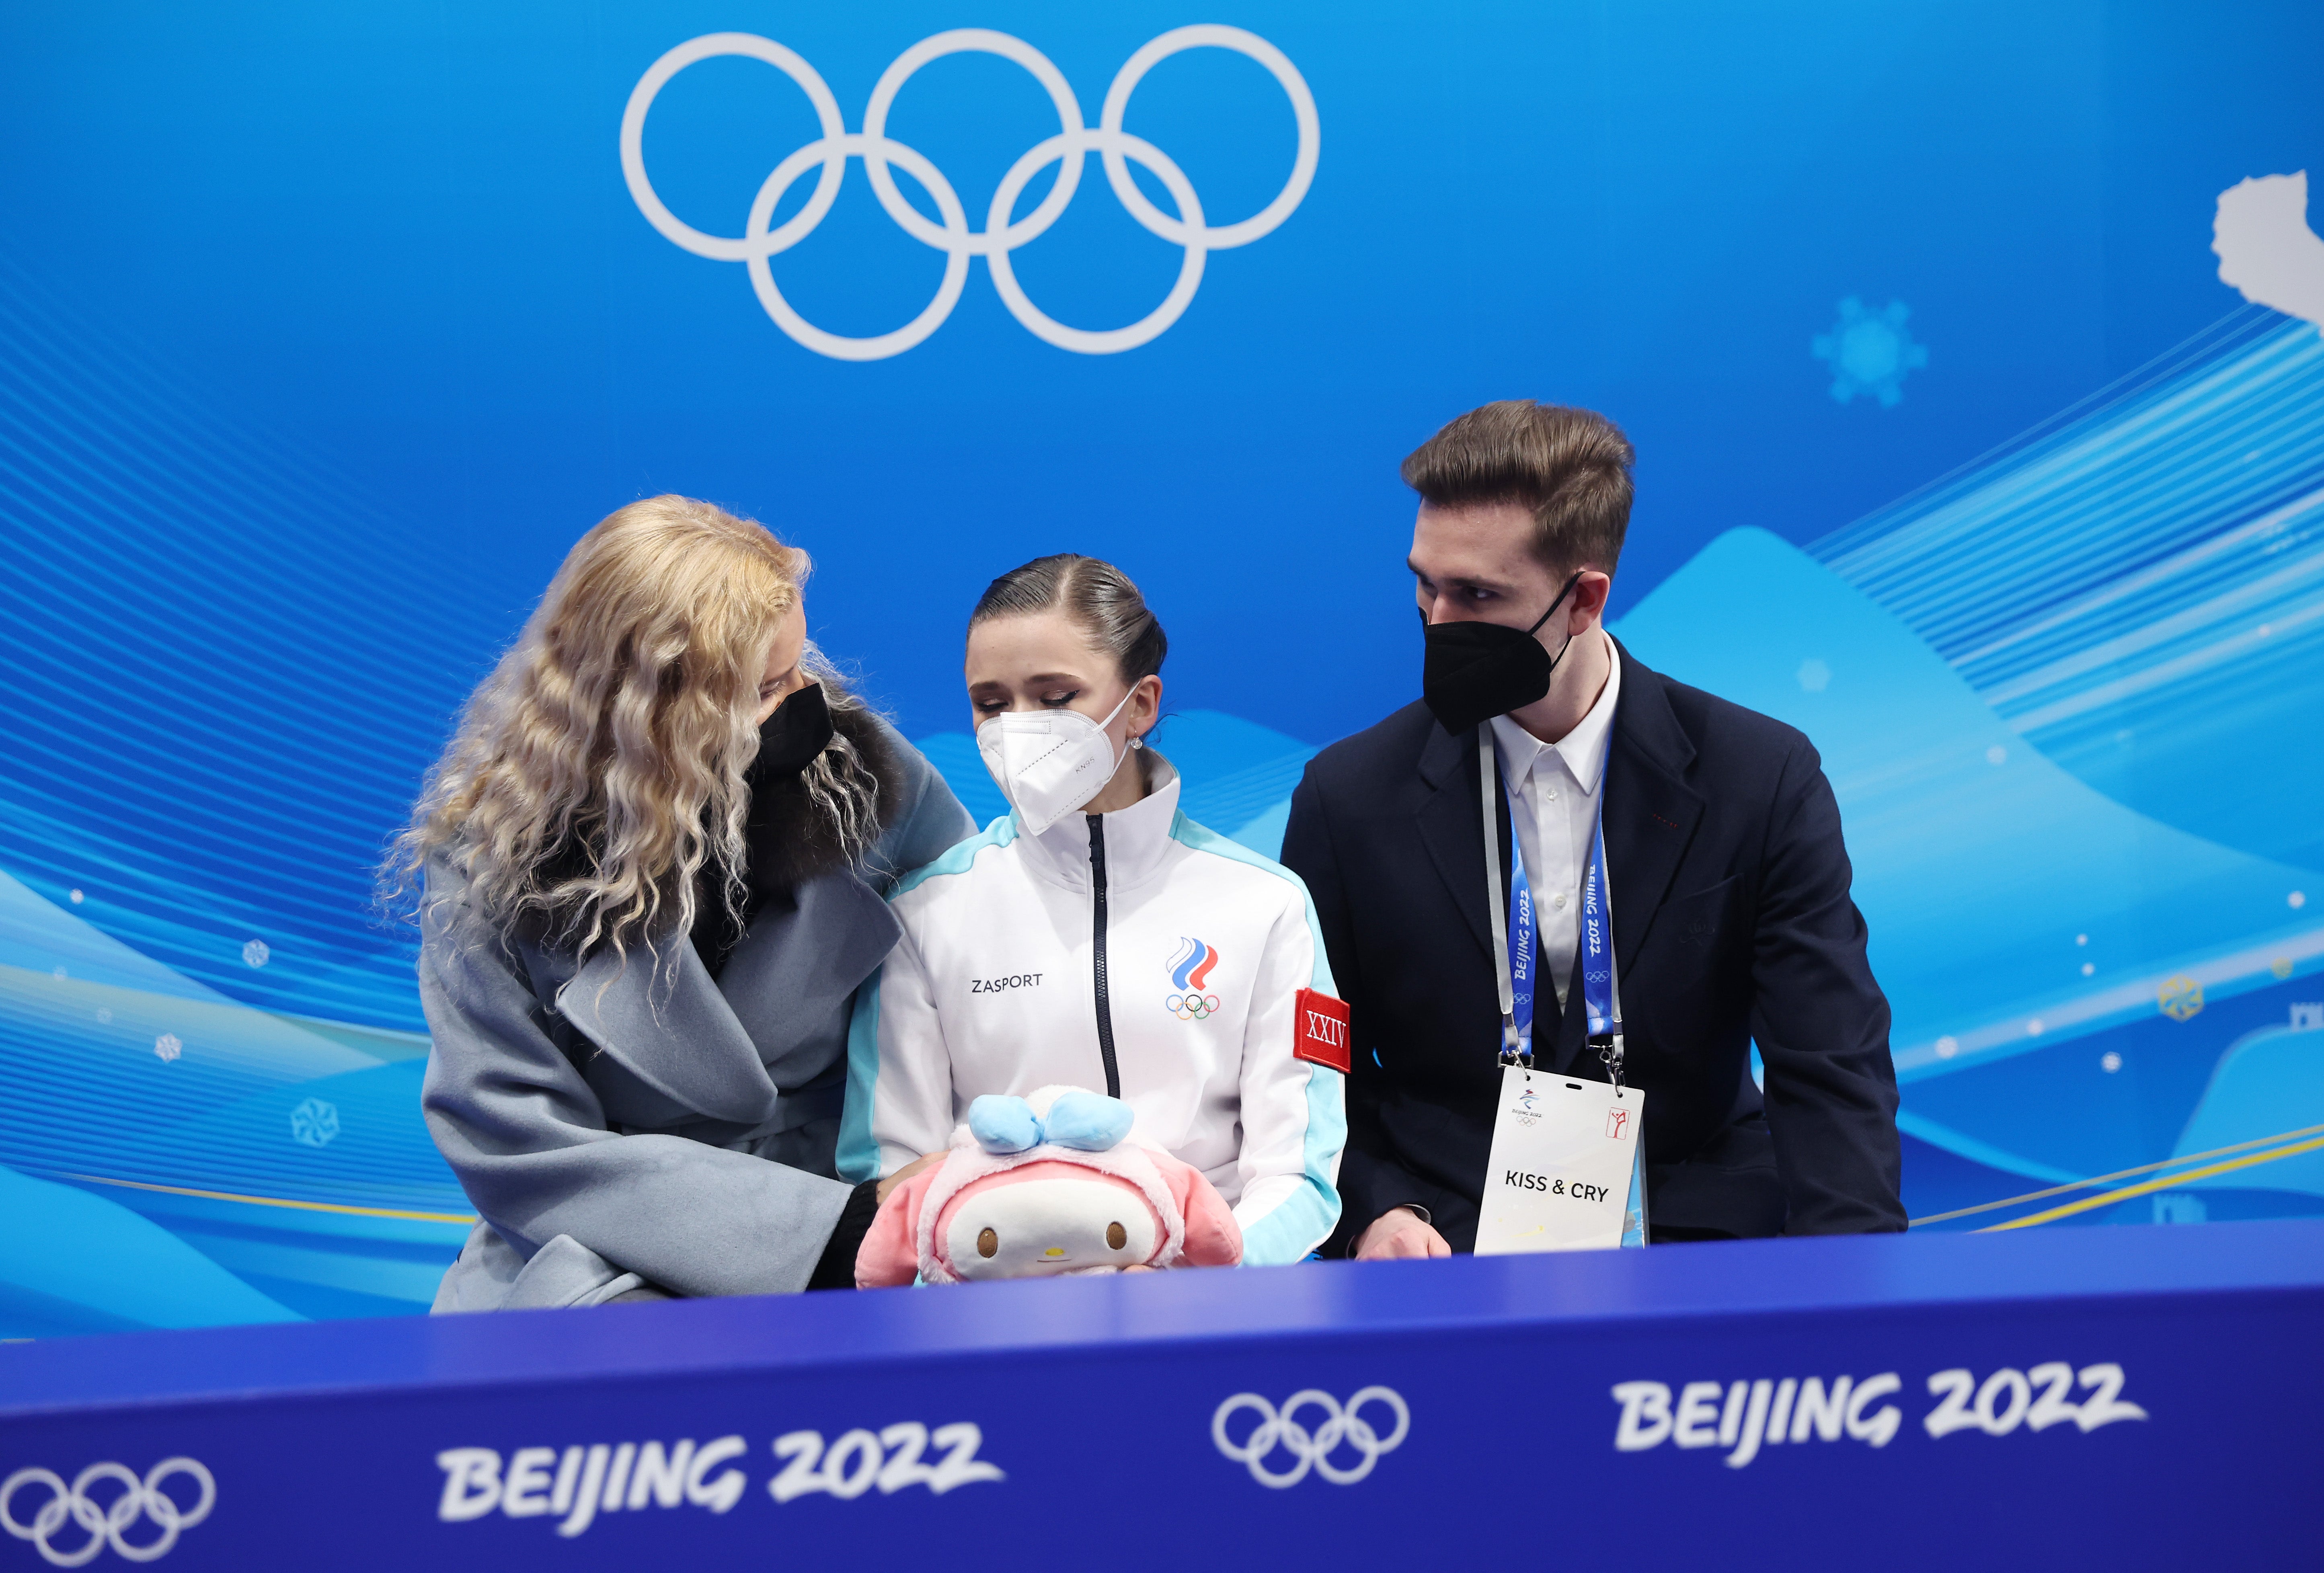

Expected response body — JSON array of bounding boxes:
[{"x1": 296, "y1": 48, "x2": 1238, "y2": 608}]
[
  {"x1": 1211, "y1": 1387, "x2": 1410, "y2": 1487},
  {"x1": 1, "y1": 1459, "x2": 215, "y2": 1566},
  {"x1": 620, "y1": 27, "x2": 1320, "y2": 360}
]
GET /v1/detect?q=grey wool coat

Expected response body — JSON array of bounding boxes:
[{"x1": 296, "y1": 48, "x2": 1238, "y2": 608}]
[{"x1": 419, "y1": 717, "x2": 973, "y2": 1312}]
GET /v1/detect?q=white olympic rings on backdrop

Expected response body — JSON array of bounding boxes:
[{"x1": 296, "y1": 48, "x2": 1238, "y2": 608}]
[
  {"x1": 620, "y1": 27, "x2": 1320, "y2": 359},
  {"x1": 1211, "y1": 1388, "x2": 1409, "y2": 1488},
  {"x1": 1, "y1": 1460, "x2": 215, "y2": 1566}
]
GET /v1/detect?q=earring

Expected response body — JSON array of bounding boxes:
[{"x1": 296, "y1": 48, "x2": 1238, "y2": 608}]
[{"x1": 1129, "y1": 733, "x2": 1146, "y2": 751}]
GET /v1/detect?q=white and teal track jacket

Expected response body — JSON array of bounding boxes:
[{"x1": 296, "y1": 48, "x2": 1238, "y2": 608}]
[{"x1": 840, "y1": 754, "x2": 1345, "y2": 1266}]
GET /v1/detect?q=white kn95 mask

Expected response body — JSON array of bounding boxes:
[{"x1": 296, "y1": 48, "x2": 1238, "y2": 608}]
[{"x1": 976, "y1": 688, "x2": 1140, "y2": 835}]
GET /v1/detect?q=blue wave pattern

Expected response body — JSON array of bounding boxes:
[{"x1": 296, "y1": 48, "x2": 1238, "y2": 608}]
[
  {"x1": 0, "y1": 257, "x2": 491, "y2": 1331},
  {"x1": 1814, "y1": 312, "x2": 2324, "y2": 871},
  {"x1": 0, "y1": 865, "x2": 472, "y2": 1329},
  {"x1": 1773, "y1": 308, "x2": 2324, "y2": 1210},
  {"x1": 0, "y1": 252, "x2": 495, "y2": 1034}
]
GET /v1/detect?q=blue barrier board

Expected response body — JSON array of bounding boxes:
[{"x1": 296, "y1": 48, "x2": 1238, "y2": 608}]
[{"x1": 3, "y1": 1220, "x2": 2319, "y2": 1570}]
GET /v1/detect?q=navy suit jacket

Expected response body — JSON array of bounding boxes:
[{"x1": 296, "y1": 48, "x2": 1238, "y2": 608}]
[{"x1": 1281, "y1": 640, "x2": 1904, "y2": 1251}]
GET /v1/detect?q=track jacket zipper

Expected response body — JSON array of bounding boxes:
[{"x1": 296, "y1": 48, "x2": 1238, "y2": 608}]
[{"x1": 1087, "y1": 813, "x2": 1121, "y2": 1097}]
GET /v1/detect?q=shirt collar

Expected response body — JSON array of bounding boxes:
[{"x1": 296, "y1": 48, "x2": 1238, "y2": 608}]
[{"x1": 1489, "y1": 634, "x2": 1623, "y2": 796}]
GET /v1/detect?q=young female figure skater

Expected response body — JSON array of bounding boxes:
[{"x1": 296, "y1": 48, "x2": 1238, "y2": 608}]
[{"x1": 840, "y1": 556, "x2": 1345, "y2": 1267}]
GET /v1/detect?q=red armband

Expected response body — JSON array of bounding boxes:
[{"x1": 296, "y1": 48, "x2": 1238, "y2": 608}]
[{"x1": 1293, "y1": 987, "x2": 1351, "y2": 1073}]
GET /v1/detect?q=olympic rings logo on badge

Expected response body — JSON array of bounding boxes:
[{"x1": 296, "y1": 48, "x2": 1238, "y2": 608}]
[
  {"x1": 1211, "y1": 1388, "x2": 1410, "y2": 1488},
  {"x1": 2, "y1": 1459, "x2": 215, "y2": 1566},
  {"x1": 1166, "y1": 992, "x2": 1221, "y2": 1020},
  {"x1": 620, "y1": 26, "x2": 1320, "y2": 360}
]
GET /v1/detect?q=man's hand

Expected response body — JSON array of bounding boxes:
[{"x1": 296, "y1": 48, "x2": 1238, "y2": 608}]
[
  {"x1": 1354, "y1": 1207, "x2": 1451, "y2": 1260},
  {"x1": 875, "y1": 1153, "x2": 944, "y2": 1206}
]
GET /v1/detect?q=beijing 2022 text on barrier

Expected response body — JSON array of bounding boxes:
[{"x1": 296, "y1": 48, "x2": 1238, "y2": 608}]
[{"x1": 3, "y1": 1221, "x2": 2317, "y2": 1571}]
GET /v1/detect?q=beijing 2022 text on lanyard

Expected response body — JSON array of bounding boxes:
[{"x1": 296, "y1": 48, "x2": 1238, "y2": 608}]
[{"x1": 1472, "y1": 730, "x2": 1649, "y2": 1253}]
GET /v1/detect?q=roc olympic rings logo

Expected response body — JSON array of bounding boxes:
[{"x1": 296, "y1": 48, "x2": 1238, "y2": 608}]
[
  {"x1": 1211, "y1": 1388, "x2": 1410, "y2": 1488},
  {"x1": 1166, "y1": 935, "x2": 1222, "y2": 1019},
  {"x1": 620, "y1": 27, "x2": 1320, "y2": 360},
  {"x1": 1, "y1": 1459, "x2": 215, "y2": 1565}
]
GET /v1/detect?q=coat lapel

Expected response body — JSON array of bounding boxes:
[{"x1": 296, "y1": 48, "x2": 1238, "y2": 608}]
[
  {"x1": 557, "y1": 930, "x2": 780, "y2": 1127},
  {"x1": 1539, "y1": 644, "x2": 1702, "y2": 1074},
  {"x1": 716, "y1": 869, "x2": 902, "y2": 1081},
  {"x1": 1415, "y1": 720, "x2": 1499, "y2": 959},
  {"x1": 1599, "y1": 639, "x2": 1705, "y2": 986}
]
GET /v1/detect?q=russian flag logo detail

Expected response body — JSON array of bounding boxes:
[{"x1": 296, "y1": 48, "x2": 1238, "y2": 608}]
[{"x1": 1167, "y1": 936, "x2": 1221, "y2": 1020}]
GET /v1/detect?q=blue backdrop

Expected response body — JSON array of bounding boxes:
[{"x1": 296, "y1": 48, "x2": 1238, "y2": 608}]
[{"x1": 2, "y1": 0, "x2": 2321, "y2": 1333}]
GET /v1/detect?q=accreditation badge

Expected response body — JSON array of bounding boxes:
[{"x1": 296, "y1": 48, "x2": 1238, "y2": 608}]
[{"x1": 1474, "y1": 1064, "x2": 1645, "y2": 1254}]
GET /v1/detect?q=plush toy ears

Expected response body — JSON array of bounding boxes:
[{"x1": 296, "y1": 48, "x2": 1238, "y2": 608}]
[
  {"x1": 967, "y1": 1090, "x2": 1133, "y2": 1155},
  {"x1": 966, "y1": 1095, "x2": 1041, "y2": 1154}
]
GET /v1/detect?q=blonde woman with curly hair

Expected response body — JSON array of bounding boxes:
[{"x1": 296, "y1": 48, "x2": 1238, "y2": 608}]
[{"x1": 396, "y1": 496, "x2": 971, "y2": 1310}]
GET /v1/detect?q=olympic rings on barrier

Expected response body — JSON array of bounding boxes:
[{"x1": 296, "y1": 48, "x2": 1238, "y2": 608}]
[
  {"x1": 1210, "y1": 1388, "x2": 1410, "y2": 1488},
  {"x1": 620, "y1": 27, "x2": 1320, "y2": 359},
  {"x1": 1, "y1": 1459, "x2": 215, "y2": 1566},
  {"x1": 1166, "y1": 993, "x2": 1222, "y2": 1020}
]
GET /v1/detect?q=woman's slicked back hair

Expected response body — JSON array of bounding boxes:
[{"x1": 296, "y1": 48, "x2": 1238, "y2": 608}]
[{"x1": 969, "y1": 554, "x2": 1168, "y2": 685}]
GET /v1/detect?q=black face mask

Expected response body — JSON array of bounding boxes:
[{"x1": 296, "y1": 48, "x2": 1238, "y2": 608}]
[
  {"x1": 1419, "y1": 572, "x2": 1585, "y2": 735},
  {"x1": 749, "y1": 681, "x2": 834, "y2": 783}
]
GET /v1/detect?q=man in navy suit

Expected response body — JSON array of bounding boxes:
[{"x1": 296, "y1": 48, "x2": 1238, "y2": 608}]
[{"x1": 1281, "y1": 401, "x2": 1903, "y2": 1257}]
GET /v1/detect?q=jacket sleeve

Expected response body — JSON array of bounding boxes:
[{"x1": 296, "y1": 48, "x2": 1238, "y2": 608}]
[
  {"x1": 417, "y1": 871, "x2": 854, "y2": 1299},
  {"x1": 1748, "y1": 740, "x2": 1907, "y2": 1233},
  {"x1": 1280, "y1": 767, "x2": 1437, "y2": 1253},
  {"x1": 1226, "y1": 874, "x2": 1347, "y2": 1266},
  {"x1": 840, "y1": 915, "x2": 957, "y2": 1183}
]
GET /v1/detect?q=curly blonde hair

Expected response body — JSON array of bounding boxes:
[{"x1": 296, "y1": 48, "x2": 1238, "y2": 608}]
[{"x1": 387, "y1": 495, "x2": 882, "y2": 956}]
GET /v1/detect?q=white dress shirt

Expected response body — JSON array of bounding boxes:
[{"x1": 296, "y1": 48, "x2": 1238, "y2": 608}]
[{"x1": 1489, "y1": 636, "x2": 1622, "y2": 1009}]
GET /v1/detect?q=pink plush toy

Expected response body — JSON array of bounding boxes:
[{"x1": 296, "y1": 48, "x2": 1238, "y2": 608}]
[{"x1": 856, "y1": 1085, "x2": 1242, "y2": 1285}]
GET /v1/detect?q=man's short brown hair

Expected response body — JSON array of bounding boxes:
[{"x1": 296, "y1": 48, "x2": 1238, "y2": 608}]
[{"x1": 1400, "y1": 400, "x2": 1635, "y2": 576}]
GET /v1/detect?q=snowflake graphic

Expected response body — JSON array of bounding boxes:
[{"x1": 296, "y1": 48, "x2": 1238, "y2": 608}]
[
  {"x1": 290, "y1": 1097, "x2": 341, "y2": 1148},
  {"x1": 1812, "y1": 297, "x2": 1928, "y2": 407},
  {"x1": 242, "y1": 939, "x2": 271, "y2": 968},
  {"x1": 154, "y1": 1033, "x2": 183, "y2": 1062},
  {"x1": 1795, "y1": 658, "x2": 1831, "y2": 693}
]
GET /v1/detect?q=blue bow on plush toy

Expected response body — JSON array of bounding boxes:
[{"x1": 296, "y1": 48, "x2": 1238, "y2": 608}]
[{"x1": 966, "y1": 1089, "x2": 1135, "y2": 1155}]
